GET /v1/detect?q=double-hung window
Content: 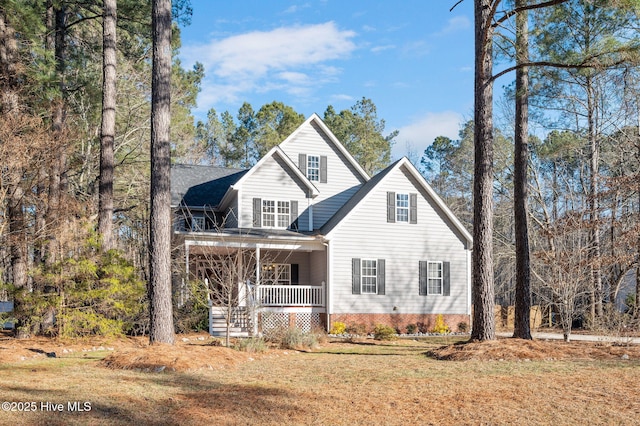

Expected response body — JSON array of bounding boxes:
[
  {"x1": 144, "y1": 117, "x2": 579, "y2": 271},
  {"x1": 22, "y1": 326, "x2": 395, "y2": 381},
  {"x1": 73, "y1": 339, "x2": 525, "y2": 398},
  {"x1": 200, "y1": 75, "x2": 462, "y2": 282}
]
[
  {"x1": 361, "y1": 259, "x2": 378, "y2": 294},
  {"x1": 307, "y1": 155, "x2": 320, "y2": 182},
  {"x1": 352, "y1": 258, "x2": 385, "y2": 295},
  {"x1": 396, "y1": 193, "x2": 409, "y2": 222},
  {"x1": 387, "y1": 192, "x2": 417, "y2": 224},
  {"x1": 427, "y1": 261, "x2": 443, "y2": 295},
  {"x1": 419, "y1": 260, "x2": 449, "y2": 296},
  {"x1": 262, "y1": 200, "x2": 290, "y2": 229},
  {"x1": 262, "y1": 200, "x2": 276, "y2": 227}
]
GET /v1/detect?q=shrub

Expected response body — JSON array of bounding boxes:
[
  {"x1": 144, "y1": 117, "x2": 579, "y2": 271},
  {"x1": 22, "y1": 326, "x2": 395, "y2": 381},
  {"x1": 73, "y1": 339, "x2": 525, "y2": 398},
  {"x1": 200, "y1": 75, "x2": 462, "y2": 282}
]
[
  {"x1": 406, "y1": 323, "x2": 417, "y2": 334},
  {"x1": 234, "y1": 337, "x2": 267, "y2": 353},
  {"x1": 346, "y1": 323, "x2": 368, "y2": 336},
  {"x1": 330, "y1": 321, "x2": 347, "y2": 335},
  {"x1": 273, "y1": 327, "x2": 320, "y2": 350},
  {"x1": 373, "y1": 324, "x2": 397, "y2": 340},
  {"x1": 457, "y1": 321, "x2": 469, "y2": 333},
  {"x1": 416, "y1": 322, "x2": 429, "y2": 334},
  {"x1": 431, "y1": 314, "x2": 450, "y2": 334}
]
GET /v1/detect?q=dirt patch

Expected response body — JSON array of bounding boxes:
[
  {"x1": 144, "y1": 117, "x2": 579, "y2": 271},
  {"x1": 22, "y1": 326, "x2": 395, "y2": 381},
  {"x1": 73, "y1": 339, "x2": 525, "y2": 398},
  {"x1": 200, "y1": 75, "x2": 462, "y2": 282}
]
[{"x1": 428, "y1": 337, "x2": 640, "y2": 361}]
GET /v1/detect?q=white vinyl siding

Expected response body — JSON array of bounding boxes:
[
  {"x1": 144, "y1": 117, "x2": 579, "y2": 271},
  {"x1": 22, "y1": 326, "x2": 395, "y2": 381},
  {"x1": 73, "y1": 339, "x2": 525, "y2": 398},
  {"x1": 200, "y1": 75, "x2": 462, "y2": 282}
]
[
  {"x1": 239, "y1": 155, "x2": 310, "y2": 229},
  {"x1": 283, "y1": 122, "x2": 366, "y2": 229},
  {"x1": 329, "y1": 164, "x2": 470, "y2": 316}
]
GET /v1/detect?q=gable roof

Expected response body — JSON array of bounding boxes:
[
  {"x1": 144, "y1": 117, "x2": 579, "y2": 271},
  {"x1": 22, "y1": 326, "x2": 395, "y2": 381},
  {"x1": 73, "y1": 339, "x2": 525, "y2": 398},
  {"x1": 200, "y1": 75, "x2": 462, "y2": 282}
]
[
  {"x1": 320, "y1": 157, "x2": 473, "y2": 249},
  {"x1": 171, "y1": 164, "x2": 247, "y2": 208},
  {"x1": 279, "y1": 113, "x2": 370, "y2": 182},
  {"x1": 220, "y1": 145, "x2": 320, "y2": 207}
]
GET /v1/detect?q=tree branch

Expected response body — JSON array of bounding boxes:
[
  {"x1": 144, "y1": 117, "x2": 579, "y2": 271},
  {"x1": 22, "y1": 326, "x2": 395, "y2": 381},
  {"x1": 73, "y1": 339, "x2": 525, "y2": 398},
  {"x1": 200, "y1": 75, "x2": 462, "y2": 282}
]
[{"x1": 492, "y1": 0, "x2": 571, "y2": 29}]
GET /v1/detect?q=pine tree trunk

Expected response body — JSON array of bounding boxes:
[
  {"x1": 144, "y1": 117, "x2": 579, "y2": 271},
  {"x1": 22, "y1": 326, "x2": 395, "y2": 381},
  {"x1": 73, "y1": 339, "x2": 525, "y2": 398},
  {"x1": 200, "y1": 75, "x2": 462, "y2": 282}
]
[
  {"x1": 513, "y1": 0, "x2": 532, "y2": 340},
  {"x1": 149, "y1": 0, "x2": 175, "y2": 345},
  {"x1": 471, "y1": 0, "x2": 496, "y2": 341},
  {"x1": 98, "y1": 0, "x2": 117, "y2": 251}
]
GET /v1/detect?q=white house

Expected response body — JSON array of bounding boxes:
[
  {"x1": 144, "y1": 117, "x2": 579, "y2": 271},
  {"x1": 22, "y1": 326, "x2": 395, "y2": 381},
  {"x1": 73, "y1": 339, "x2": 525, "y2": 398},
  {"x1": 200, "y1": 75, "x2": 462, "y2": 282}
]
[{"x1": 171, "y1": 114, "x2": 472, "y2": 336}]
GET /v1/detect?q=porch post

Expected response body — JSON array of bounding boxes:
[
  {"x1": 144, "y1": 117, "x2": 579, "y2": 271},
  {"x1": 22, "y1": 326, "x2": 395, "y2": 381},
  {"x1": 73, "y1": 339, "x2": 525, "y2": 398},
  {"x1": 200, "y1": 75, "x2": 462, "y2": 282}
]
[{"x1": 254, "y1": 246, "x2": 261, "y2": 336}]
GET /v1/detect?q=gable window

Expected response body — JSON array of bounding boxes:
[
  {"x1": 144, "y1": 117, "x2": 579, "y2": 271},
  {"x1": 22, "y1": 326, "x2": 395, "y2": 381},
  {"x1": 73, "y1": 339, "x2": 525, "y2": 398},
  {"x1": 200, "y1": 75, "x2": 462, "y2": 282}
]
[
  {"x1": 299, "y1": 154, "x2": 327, "y2": 183},
  {"x1": 387, "y1": 192, "x2": 418, "y2": 224},
  {"x1": 253, "y1": 198, "x2": 298, "y2": 229},
  {"x1": 419, "y1": 261, "x2": 450, "y2": 296},
  {"x1": 351, "y1": 258, "x2": 386, "y2": 295},
  {"x1": 396, "y1": 193, "x2": 409, "y2": 222},
  {"x1": 307, "y1": 155, "x2": 320, "y2": 181},
  {"x1": 261, "y1": 200, "x2": 290, "y2": 228}
]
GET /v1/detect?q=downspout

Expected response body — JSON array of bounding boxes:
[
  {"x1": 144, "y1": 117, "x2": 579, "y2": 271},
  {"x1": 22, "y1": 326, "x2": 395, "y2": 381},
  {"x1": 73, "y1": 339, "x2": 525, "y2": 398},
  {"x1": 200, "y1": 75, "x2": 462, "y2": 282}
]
[
  {"x1": 467, "y1": 247, "x2": 472, "y2": 318},
  {"x1": 323, "y1": 240, "x2": 331, "y2": 332}
]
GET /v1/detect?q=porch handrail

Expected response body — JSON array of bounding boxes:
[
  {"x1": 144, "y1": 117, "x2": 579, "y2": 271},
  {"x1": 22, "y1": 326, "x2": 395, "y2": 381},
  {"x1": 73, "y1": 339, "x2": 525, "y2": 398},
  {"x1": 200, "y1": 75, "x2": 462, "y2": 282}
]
[{"x1": 255, "y1": 283, "x2": 325, "y2": 307}]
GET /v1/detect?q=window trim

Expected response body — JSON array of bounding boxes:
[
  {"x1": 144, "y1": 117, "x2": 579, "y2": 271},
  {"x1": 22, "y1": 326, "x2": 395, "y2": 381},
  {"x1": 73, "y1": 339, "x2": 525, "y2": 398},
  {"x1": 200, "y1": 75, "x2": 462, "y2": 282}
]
[
  {"x1": 262, "y1": 263, "x2": 292, "y2": 285},
  {"x1": 396, "y1": 193, "x2": 409, "y2": 222},
  {"x1": 427, "y1": 261, "x2": 443, "y2": 295},
  {"x1": 261, "y1": 199, "x2": 290, "y2": 229},
  {"x1": 307, "y1": 155, "x2": 320, "y2": 182},
  {"x1": 360, "y1": 259, "x2": 378, "y2": 294}
]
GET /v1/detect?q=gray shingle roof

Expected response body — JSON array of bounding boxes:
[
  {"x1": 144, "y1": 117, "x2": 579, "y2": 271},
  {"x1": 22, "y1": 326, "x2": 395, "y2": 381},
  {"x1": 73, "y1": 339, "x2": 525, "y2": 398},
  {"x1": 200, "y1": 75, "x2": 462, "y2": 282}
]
[{"x1": 171, "y1": 164, "x2": 247, "y2": 208}]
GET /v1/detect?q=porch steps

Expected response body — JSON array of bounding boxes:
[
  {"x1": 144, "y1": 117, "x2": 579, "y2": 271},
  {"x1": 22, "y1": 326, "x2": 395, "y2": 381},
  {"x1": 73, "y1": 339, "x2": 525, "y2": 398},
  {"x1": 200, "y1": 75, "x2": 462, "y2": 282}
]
[{"x1": 210, "y1": 310, "x2": 249, "y2": 338}]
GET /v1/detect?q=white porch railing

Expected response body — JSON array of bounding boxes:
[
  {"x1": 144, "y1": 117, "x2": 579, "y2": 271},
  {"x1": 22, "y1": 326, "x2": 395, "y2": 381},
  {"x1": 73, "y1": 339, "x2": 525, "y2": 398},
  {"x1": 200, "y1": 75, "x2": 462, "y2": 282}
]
[{"x1": 255, "y1": 283, "x2": 325, "y2": 307}]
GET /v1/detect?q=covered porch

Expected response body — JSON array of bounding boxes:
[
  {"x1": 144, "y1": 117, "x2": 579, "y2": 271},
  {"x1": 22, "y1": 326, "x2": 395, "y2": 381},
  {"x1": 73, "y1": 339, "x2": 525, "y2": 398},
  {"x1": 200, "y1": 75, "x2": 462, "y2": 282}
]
[{"x1": 177, "y1": 229, "x2": 328, "y2": 336}]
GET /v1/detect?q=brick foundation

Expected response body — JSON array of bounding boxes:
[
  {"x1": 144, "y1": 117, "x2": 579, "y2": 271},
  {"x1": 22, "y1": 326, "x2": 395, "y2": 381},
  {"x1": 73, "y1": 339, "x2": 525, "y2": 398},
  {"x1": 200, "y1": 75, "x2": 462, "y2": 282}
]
[{"x1": 330, "y1": 313, "x2": 470, "y2": 334}]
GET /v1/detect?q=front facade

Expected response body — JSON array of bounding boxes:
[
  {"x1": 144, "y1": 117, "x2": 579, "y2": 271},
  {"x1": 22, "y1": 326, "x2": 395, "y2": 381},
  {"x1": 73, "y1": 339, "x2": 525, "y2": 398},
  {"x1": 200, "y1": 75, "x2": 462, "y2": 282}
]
[{"x1": 171, "y1": 114, "x2": 472, "y2": 336}]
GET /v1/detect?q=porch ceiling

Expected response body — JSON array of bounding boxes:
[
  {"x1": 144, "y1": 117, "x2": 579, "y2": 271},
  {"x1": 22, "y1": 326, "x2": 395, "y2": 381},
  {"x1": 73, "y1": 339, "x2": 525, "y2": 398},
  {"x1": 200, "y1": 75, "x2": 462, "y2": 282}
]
[{"x1": 182, "y1": 228, "x2": 325, "y2": 252}]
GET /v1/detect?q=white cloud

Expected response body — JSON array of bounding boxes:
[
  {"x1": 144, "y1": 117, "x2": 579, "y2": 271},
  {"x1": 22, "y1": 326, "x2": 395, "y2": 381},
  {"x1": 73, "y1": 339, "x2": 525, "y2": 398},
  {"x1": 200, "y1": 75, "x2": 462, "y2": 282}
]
[
  {"x1": 181, "y1": 22, "x2": 357, "y2": 113},
  {"x1": 436, "y1": 16, "x2": 471, "y2": 36},
  {"x1": 394, "y1": 111, "x2": 463, "y2": 159}
]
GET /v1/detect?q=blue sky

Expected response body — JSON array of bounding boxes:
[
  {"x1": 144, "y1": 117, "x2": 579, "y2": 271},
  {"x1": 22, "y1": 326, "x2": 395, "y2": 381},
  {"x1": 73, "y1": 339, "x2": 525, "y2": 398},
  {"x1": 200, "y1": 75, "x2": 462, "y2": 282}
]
[{"x1": 178, "y1": 1, "x2": 475, "y2": 160}]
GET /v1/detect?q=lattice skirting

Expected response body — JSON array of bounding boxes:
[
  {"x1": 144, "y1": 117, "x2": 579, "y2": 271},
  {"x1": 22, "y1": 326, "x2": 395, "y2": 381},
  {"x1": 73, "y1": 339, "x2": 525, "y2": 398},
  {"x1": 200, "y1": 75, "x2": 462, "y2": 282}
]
[{"x1": 260, "y1": 311, "x2": 323, "y2": 333}]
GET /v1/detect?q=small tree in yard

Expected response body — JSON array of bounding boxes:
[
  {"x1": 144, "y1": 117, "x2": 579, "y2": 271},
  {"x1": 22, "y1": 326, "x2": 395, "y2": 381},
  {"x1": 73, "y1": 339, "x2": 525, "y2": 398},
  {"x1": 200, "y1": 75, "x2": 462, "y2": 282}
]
[
  {"x1": 533, "y1": 213, "x2": 592, "y2": 342},
  {"x1": 198, "y1": 245, "x2": 260, "y2": 348}
]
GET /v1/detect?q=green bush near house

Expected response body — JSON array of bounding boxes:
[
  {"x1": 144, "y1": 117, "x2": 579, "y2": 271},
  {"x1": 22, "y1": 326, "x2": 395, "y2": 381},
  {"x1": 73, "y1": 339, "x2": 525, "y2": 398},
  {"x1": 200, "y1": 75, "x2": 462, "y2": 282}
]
[{"x1": 373, "y1": 324, "x2": 397, "y2": 340}]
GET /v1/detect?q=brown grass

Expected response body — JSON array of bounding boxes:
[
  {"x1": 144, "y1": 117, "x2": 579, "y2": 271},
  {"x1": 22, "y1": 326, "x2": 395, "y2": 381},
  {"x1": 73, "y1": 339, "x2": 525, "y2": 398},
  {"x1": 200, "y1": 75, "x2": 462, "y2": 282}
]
[{"x1": 0, "y1": 333, "x2": 639, "y2": 425}]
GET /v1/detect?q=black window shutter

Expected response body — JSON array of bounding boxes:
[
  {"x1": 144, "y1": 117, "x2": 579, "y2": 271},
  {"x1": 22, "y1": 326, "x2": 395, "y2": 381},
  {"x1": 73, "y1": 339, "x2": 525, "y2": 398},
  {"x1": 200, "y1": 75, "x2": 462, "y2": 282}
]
[
  {"x1": 410, "y1": 193, "x2": 418, "y2": 224},
  {"x1": 377, "y1": 259, "x2": 385, "y2": 295},
  {"x1": 352, "y1": 258, "x2": 361, "y2": 294},
  {"x1": 443, "y1": 261, "x2": 451, "y2": 296},
  {"x1": 299, "y1": 153, "x2": 307, "y2": 176},
  {"x1": 387, "y1": 192, "x2": 395, "y2": 223},
  {"x1": 253, "y1": 198, "x2": 262, "y2": 227},
  {"x1": 419, "y1": 261, "x2": 428, "y2": 296},
  {"x1": 320, "y1": 155, "x2": 328, "y2": 183},
  {"x1": 290, "y1": 200, "x2": 298, "y2": 230},
  {"x1": 291, "y1": 264, "x2": 299, "y2": 285}
]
